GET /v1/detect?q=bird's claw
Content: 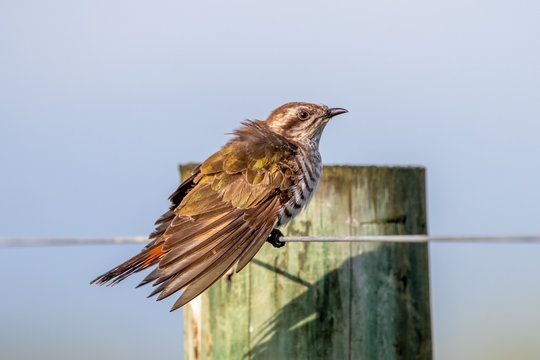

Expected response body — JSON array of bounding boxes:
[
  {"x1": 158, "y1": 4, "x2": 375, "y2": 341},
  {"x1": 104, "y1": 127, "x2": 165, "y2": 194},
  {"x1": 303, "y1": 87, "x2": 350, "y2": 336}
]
[{"x1": 267, "y1": 229, "x2": 286, "y2": 248}]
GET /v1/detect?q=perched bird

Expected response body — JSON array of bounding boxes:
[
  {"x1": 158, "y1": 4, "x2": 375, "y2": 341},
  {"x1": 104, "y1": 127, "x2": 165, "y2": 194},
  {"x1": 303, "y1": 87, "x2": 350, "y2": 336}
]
[{"x1": 91, "y1": 102, "x2": 347, "y2": 311}]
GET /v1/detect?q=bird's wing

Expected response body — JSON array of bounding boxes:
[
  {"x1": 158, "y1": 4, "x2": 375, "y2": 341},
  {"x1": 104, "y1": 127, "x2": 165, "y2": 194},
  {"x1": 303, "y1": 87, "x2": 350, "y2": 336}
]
[
  {"x1": 92, "y1": 123, "x2": 297, "y2": 311},
  {"x1": 152, "y1": 137, "x2": 295, "y2": 310}
]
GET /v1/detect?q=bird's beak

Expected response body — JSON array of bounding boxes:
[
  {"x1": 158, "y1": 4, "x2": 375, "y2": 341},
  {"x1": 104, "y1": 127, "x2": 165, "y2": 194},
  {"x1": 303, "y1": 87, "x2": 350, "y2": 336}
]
[{"x1": 326, "y1": 108, "x2": 348, "y2": 118}]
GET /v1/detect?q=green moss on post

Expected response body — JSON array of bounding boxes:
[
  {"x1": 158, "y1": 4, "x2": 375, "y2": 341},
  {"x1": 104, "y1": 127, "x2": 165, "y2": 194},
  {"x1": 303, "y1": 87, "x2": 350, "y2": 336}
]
[{"x1": 182, "y1": 165, "x2": 432, "y2": 360}]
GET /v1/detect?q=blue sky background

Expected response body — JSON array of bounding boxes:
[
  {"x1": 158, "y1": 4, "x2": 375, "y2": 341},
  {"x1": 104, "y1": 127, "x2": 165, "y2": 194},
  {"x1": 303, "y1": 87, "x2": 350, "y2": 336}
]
[{"x1": 1, "y1": 0, "x2": 539, "y2": 359}]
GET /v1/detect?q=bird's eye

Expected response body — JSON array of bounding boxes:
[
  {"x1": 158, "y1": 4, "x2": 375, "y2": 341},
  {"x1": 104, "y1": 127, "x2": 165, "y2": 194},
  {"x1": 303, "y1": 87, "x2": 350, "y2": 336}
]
[{"x1": 297, "y1": 111, "x2": 310, "y2": 120}]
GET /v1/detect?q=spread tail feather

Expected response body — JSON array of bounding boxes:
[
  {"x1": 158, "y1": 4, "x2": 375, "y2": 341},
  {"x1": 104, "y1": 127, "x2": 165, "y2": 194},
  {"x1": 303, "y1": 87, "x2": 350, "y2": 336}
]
[{"x1": 90, "y1": 245, "x2": 167, "y2": 286}]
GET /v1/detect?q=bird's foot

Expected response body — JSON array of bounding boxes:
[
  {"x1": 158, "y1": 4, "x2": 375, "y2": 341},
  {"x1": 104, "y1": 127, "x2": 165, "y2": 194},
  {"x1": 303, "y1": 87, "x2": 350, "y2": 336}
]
[{"x1": 267, "y1": 229, "x2": 285, "y2": 248}]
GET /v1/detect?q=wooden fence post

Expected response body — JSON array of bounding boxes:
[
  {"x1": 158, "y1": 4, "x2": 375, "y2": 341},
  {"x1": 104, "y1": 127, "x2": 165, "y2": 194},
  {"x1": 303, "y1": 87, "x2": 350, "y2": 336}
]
[{"x1": 182, "y1": 165, "x2": 432, "y2": 360}]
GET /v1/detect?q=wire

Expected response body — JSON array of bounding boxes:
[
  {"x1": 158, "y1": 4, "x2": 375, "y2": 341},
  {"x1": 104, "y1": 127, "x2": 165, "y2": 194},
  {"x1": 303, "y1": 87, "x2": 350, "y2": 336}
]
[
  {"x1": 284, "y1": 235, "x2": 540, "y2": 243},
  {"x1": 1, "y1": 235, "x2": 540, "y2": 248},
  {"x1": 0, "y1": 237, "x2": 149, "y2": 247}
]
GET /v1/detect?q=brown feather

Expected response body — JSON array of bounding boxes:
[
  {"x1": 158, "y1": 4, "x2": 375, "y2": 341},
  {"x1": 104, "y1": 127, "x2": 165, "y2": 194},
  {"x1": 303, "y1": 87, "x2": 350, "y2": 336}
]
[{"x1": 169, "y1": 225, "x2": 271, "y2": 311}]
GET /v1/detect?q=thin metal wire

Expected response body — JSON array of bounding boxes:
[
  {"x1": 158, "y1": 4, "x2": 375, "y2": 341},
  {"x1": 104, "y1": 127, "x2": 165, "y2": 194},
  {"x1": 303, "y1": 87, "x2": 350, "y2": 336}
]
[
  {"x1": 284, "y1": 235, "x2": 540, "y2": 243},
  {"x1": 0, "y1": 237, "x2": 149, "y2": 248},
  {"x1": 1, "y1": 235, "x2": 540, "y2": 248}
]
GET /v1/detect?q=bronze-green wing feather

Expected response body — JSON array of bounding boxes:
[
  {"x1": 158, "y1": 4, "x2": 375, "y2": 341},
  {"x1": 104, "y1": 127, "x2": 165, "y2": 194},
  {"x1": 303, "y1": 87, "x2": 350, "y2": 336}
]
[{"x1": 92, "y1": 121, "x2": 297, "y2": 311}]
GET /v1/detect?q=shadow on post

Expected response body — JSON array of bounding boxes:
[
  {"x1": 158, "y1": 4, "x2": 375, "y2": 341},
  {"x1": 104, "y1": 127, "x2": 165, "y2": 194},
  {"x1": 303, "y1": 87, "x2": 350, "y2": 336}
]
[{"x1": 248, "y1": 244, "x2": 432, "y2": 360}]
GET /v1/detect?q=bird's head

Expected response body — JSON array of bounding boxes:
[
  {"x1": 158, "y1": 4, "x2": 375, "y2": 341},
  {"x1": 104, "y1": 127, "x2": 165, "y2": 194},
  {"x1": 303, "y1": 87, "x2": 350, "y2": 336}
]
[{"x1": 264, "y1": 102, "x2": 348, "y2": 144}]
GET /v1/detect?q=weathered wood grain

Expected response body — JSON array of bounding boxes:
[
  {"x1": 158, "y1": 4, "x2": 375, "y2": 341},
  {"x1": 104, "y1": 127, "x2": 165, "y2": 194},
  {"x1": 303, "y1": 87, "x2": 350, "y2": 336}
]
[{"x1": 183, "y1": 165, "x2": 432, "y2": 360}]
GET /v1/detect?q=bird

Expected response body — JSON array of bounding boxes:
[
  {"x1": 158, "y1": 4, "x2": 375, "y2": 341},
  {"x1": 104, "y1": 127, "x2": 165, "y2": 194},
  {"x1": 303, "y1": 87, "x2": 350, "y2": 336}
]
[{"x1": 91, "y1": 102, "x2": 348, "y2": 311}]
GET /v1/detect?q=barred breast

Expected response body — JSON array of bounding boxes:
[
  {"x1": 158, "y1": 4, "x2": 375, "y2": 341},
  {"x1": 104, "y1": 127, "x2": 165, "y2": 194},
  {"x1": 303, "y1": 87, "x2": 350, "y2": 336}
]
[{"x1": 277, "y1": 146, "x2": 322, "y2": 226}]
